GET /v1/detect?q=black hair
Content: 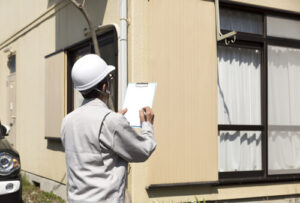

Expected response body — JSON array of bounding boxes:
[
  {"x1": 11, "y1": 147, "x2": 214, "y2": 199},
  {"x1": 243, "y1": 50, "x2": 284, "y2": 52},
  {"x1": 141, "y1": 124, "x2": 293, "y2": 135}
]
[{"x1": 81, "y1": 78, "x2": 108, "y2": 99}]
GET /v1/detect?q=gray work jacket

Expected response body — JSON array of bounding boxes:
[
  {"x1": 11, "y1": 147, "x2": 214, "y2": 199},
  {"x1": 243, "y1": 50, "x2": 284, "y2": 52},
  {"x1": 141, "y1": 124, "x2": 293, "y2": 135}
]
[{"x1": 61, "y1": 98, "x2": 156, "y2": 203}]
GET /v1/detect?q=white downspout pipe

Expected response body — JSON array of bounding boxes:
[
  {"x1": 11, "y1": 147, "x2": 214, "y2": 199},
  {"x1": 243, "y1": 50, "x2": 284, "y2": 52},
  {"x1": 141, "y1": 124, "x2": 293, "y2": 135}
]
[{"x1": 120, "y1": 0, "x2": 128, "y2": 108}]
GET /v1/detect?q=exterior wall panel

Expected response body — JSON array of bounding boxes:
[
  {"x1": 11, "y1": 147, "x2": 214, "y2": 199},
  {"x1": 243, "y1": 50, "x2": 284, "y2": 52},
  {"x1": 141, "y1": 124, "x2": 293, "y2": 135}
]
[
  {"x1": 0, "y1": 0, "x2": 49, "y2": 43},
  {"x1": 0, "y1": 0, "x2": 120, "y2": 185},
  {"x1": 129, "y1": 0, "x2": 300, "y2": 202},
  {"x1": 45, "y1": 51, "x2": 66, "y2": 139},
  {"x1": 1, "y1": 0, "x2": 300, "y2": 202},
  {"x1": 230, "y1": 0, "x2": 300, "y2": 13},
  {"x1": 54, "y1": 0, "x2": 120, "y2": 50},
  {"x1": 146, "y1": 0, "x2": 218, "y2": 184}
]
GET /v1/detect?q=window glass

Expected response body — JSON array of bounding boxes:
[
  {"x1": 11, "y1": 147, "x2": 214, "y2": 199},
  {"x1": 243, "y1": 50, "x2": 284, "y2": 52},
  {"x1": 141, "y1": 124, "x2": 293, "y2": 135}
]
[
  {"x1": 268, "y1": 126, "x2": 300, "y2": 175},
  {"x1": 268, "y1": 45, "x2": 300, "y2": 174},
  {"x1": 218, "y1": 46, "x2": 261, "y2": 125},
  {"x1": 218, "y1": 131, "x2": 262, "y2": 172},
  {"x1": 220, "y1": 8, "x2": 263, "y2": 34},
  {"x1": 267, "y1": 16, "x2": 300, "y2": 40},
  {"x1": 268, "y1": 45, "x2": 300, "y2": 126},
  {"x1": 98, "y1": 34, "x2": 118, "y2": 110},
  {"x1": 268, "y1": 129, "x2": 300, "y2": 175},
  {"x1": 8, "y1": 54, "x2": 16, "y2": 73}
]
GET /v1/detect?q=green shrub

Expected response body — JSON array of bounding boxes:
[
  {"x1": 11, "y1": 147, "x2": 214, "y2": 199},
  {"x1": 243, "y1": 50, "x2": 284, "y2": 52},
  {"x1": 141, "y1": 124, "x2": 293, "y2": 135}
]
[{"x1": 21, "y1": 175, "x2": 65, "y2": 203}]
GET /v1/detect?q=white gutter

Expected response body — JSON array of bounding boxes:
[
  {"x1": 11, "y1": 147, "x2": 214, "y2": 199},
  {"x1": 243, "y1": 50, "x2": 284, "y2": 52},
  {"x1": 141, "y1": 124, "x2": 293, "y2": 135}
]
[{"x1": 120, "y1": 0, "x2": 128, "y2": 108}]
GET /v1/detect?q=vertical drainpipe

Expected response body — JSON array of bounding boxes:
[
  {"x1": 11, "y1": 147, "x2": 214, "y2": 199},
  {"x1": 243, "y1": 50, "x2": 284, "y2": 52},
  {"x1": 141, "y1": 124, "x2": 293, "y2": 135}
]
[
  {"x1": 120, "y1": 0, "x2": 128, "y2": 107},
  {"x1": 120, "y1": 4, "x2": 130, "y2": 200}
]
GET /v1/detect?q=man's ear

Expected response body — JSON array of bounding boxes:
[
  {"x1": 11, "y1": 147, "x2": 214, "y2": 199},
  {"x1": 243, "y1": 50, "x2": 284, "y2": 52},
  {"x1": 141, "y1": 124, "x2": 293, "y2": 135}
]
[{"x1": 101, "y1": 83, "x2": 107, "y2": 92}]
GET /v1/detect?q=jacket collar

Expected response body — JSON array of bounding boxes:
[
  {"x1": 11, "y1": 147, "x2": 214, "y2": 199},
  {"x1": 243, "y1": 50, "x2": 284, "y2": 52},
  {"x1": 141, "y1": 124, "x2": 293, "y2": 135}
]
[{"x1": 81, "y1": 98, "x2": 108, "y2": 109}]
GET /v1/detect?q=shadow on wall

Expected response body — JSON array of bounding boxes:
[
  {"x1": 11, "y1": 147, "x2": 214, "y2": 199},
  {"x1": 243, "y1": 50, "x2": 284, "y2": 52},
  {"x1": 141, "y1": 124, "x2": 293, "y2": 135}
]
[
  {"x1": 47, "y1": 139, "x2": 64, "y2": 152},
  {"x1": 44, "y1": 0, "x2": 108, "y2": 152},
  {"x1": 48, "y1": 0, "x2": 108, "y2": 51},
  {"x1": 47, "y1": 0, "x2": 61, "y2": 7}
]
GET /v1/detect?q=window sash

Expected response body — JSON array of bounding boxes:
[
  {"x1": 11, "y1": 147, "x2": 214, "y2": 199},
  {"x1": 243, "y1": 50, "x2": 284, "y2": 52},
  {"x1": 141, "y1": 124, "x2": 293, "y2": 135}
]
[
  {"x1": 218, "y1": 45, "x2": 262, "y2": 125},
  {"x1": 220, "y1": 8, "x2": 263, "y2": 35},
  {"x1": 267, "y1": 16, "x2": 300, "y2": 40},
  {"x1": 219, "y1": 130, "x2": 262, "y2": 172},
  {"x1": 268, "y1": 45, "x2": 300, "y2": 126},
  {"x1": 267, "y1": 44, "x2": 300, "y2": 175},
  {"x1": 218, "y1": 5, "x2": 300, "y2": 180}
]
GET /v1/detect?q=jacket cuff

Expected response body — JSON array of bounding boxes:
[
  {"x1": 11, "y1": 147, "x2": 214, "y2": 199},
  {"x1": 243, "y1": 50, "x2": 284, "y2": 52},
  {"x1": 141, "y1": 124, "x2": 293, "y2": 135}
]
[{"x1": 141, "y1": 122, "x2": 153, "y2": 132}]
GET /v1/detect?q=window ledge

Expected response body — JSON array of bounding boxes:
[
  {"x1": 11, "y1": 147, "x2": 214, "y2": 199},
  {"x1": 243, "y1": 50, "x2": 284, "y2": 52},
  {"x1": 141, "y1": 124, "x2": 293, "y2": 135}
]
[
  {"x1": 146, "y1": 176, "x2": 300, "y2": 189},
  {"x1": 44, "y1": 137, "x2": 61, "y2": 142}
]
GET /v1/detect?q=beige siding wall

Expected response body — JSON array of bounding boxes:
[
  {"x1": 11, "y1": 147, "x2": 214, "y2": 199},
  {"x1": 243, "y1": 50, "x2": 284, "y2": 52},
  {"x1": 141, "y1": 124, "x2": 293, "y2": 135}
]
[
  {"x1": 128, "y1": 0, "x2": 300, "y2": 202},
  {"x1": 128, "y1": 0, "x2": 218, "y2": 202},
  {"x1": 16, "y1": 16, "x2": 59, "y2": 180},
  {"x1": 0, "y1": 0, "x2": 50, "y2": 43},
  {"x1": 0, "y1": 0, "x2": 300, "y2": 202},
  {"x1": 146, "y1": 0, "x2": 218, "y2": 184},
  {"x1": 54, "y1": 0, "x2": 120, "y2": 50},
  {"x1": 0, "y1": 0, "x2": 120, "y2": 184}
]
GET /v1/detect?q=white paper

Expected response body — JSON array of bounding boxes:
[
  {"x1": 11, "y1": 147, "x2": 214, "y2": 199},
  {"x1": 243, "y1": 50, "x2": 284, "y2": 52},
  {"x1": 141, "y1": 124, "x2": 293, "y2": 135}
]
[{"x1": 122, "y1": 83, "x2": 157, "y2": 127}]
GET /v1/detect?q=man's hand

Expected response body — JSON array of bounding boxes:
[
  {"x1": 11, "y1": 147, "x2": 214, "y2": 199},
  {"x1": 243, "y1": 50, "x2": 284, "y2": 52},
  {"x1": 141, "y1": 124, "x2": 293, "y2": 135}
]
[
  {"x1": 139, "y1": 107, "x2": 154, "y2": 124},
  {"x1": 118, "y1": 108, "x2": 128, "y2": 115}
]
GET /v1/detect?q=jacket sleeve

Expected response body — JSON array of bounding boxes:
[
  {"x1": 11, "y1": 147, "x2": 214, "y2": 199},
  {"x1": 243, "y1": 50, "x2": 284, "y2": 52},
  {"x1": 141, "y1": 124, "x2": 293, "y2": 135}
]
[{"x1": 100, "y1": 112, "x2": 157, "y2": 162}]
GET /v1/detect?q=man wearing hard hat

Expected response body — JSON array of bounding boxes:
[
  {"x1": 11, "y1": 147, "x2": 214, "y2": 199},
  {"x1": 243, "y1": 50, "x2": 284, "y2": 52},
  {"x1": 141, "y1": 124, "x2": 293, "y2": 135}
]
[{"x1": 61, "y1": 54, "x2": 156, "y2": 203}]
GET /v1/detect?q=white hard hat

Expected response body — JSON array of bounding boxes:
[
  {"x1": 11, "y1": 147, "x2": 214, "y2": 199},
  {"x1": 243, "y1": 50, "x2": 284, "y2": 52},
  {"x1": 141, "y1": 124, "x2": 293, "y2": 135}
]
[{"x1": 71, "y1": 54, "x2": 115, "y2": 91}]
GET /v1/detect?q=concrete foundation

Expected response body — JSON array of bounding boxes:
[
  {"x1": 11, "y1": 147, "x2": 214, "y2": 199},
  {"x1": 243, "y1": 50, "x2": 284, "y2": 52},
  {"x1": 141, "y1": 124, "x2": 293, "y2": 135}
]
[{"x1": 21, "y1": 170, "x2": 67, "y2": 201}]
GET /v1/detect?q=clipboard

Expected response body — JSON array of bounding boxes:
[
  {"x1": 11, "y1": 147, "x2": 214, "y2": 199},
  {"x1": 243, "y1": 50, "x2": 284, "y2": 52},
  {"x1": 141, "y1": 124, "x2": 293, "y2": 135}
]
[{"x1": 122, "y1": 82, "x2": 157, "y2": 127}]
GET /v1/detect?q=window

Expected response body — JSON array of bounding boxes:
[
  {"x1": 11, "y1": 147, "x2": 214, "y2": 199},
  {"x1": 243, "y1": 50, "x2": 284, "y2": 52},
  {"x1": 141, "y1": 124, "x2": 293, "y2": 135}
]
[
  {"x1": 220, "y1": 8, "x2": 263, "y2": 35},
  {"x1": 267, "y1": 16, "x2": 300, "y2": 40},
  {"x1": 8, "y1": 54, "x2": 16, "y2": 73},
  {"x1": 218, "y1": 46, "x2": 262, "y2": 172},
  {"x1": 67, "y1": 29, "x2": 118, "y2": 112},
  {"x1": 268, "y1": 46, "x2": 300, "y2": 175},
  {"x1": 218, "y1": 5, "x2": 300, "y2": 181}
]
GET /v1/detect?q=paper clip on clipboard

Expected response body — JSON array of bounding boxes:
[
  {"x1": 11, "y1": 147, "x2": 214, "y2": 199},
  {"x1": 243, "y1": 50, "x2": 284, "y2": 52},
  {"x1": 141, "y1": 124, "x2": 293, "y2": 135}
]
[
  {"x1": 122, "y1": 82, "x2": 157, "y2": 127},
  {"x1": 135, "y1": 82, "x2": 149, "y2": 87}
]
